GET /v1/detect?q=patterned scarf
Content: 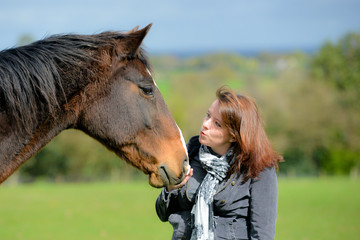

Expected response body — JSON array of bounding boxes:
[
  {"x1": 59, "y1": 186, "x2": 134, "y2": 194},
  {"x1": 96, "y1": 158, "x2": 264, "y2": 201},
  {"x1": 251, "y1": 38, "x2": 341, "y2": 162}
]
[{"x1": 190, "y1": 145, "x2": 234, "y2": 240}]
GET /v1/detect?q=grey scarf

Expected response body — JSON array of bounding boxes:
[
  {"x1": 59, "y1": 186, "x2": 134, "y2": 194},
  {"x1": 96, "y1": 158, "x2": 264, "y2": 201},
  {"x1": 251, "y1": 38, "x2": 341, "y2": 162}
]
[{"x1": 190, "y1": 145, "x2": 234, "y2": 240}]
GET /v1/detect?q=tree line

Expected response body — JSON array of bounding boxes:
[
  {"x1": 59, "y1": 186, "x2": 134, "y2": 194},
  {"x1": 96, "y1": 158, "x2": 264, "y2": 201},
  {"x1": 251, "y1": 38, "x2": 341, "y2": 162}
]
[{"x1": 14, "y1": 32, "x2": 360, "y2": 182}]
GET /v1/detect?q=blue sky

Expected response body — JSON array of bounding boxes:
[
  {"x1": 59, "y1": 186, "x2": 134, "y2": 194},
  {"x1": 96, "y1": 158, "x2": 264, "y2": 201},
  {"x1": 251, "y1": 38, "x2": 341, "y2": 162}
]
[{"x1": 1, "y1": 0, "x2": 360, "y2": 54}]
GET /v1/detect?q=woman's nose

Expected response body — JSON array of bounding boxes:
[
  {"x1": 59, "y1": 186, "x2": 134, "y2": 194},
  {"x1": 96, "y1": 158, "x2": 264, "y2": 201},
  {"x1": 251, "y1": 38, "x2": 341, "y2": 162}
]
[{"x1": 202, "y1": 118, "x2": 210, "y2": 129}]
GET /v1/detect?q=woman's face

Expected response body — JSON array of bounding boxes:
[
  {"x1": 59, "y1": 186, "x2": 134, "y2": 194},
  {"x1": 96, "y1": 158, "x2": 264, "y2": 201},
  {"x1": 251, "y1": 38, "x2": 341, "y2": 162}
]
[{"x1": 199, "y1": 99, "x2": 233, "y2": 156}]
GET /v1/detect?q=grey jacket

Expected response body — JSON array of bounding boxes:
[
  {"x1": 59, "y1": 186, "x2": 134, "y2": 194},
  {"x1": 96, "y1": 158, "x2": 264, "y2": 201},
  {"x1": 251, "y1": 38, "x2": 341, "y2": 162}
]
[{"x1": 156, "y1": 136, "x2": 278, "y2": 240}]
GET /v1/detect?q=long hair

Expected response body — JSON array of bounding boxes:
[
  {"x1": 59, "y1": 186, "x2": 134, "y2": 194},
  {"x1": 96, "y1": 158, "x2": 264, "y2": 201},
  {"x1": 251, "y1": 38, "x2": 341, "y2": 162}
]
[{"x1": 216, "y1": 87, "x2": 282, "y2": 180}]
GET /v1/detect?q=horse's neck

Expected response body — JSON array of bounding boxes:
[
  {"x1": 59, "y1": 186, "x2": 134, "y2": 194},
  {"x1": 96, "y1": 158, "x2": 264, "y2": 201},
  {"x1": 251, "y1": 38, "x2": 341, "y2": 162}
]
[
  {"x1": 0, "y1": 113, "x2": 74, "y2": 184},
  {"x1": 0, "y1": 133, "x2": 32, "y2": 181}
]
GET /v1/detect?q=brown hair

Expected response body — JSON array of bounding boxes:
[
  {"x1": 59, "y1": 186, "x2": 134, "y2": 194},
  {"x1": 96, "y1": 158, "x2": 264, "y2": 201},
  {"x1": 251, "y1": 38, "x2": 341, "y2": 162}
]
[{"x1": 216, "y1": 87, "x2": 282, "y2": 180}]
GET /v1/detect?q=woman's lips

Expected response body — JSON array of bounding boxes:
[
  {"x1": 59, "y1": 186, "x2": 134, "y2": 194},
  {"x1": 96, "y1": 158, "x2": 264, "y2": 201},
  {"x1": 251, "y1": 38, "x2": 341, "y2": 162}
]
[{"x1": 200, "y1": 131, "x2": 206, "y2": 136}]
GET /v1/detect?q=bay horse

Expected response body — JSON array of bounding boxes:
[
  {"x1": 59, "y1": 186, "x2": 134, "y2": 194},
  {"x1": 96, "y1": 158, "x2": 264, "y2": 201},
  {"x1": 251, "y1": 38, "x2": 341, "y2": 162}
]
[{"x1": 0, "y1": 24, "x2": 189, "y2": 187}]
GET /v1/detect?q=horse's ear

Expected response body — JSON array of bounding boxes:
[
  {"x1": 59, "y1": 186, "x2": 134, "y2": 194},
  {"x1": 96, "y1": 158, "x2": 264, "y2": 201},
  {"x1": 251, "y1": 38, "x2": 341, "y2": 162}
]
[
  {"x1": 126, "y1": 25, "x2": 140, "y2": 34},
  {"x1": 121, "y1": 23, "x2": 152, "y2": 57}
]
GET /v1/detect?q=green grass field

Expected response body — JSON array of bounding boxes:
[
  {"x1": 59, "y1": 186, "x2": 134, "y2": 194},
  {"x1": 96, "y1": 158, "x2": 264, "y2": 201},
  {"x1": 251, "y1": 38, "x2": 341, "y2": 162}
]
[{"x1": 0, "y1": 177, "x2": 359, "y2": 240}]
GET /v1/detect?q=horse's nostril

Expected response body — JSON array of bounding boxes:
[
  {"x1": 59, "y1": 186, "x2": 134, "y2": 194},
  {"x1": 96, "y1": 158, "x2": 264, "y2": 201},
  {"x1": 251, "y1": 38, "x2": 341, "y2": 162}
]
[
  {"x1": 159, "y1": 163, "x2": 188, "y2": 186},
  {"x1": 159, "y1": 165, "x2": 170, "y2": 185},
  {"x1": 182, "y1": 157, "x2": 190, "y2": 175}
]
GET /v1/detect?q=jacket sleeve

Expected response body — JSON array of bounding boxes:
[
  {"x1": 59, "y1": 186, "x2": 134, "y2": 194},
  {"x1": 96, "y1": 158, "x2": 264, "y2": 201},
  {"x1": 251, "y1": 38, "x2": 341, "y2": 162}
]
[
  {"x1": 249, "y1": 167, "x2": 278, "y2": 240},
  {"x1": 155, "y1": 187, "x2": 181, "y2": 222}
]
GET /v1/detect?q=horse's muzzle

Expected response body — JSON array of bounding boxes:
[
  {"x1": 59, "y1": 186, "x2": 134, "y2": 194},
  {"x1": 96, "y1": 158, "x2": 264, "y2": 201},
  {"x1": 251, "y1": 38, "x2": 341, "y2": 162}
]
[{"x1": 158, "y1": 157, "x2": 190, "y2": 186}]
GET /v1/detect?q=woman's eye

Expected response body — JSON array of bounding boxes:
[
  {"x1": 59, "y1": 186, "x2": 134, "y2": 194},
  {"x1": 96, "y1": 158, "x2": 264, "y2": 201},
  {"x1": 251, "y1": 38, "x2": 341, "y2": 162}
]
[
  {"x1": 215, "y1": 122, "x2": 222, "y2": 128},
  {"x1": 140, "y1": 87, "x2": 153, "y2": 96}
]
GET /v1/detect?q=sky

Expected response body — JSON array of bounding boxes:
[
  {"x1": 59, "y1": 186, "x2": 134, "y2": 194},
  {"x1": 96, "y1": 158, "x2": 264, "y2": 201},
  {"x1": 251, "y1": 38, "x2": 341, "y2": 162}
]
[{"x1": 1, "y1": 0, "x2": 360, "y2": 55}]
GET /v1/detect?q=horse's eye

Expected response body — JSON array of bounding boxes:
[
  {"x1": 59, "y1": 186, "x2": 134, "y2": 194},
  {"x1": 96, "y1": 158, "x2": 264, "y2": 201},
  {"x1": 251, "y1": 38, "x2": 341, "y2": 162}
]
[{"x1": 140, "y1": 87, "x2": 153, "y2": 96}]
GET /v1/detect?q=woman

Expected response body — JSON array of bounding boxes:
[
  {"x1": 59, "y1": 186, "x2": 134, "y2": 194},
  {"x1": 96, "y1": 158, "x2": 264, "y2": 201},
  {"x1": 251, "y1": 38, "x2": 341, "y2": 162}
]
[{"x1": 156, "y1": 87, "x2": 282, "y2": 240}]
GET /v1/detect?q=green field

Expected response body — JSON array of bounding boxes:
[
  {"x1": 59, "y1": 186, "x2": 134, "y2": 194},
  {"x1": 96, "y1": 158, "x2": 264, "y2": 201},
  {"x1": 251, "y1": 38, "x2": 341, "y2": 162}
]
[{"x1": 0, "y1": 178, "x2": 359, "y2": 240}]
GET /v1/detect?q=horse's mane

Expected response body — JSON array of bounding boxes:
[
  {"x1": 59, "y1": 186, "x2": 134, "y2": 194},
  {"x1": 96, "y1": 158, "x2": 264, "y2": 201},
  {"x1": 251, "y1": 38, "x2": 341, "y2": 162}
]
[{"x1": 0, "y1": 32, "x2": 150, "y2": 134}]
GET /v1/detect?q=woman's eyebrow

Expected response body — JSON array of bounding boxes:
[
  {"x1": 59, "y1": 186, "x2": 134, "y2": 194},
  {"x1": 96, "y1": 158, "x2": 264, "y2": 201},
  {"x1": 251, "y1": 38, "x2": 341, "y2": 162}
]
[
  {"x1": 215, "y1": 118, "x2": 223, "y2": 125},
  {"x1": 208, "y1": 108, "x2": 223, "y2": 124},
  {"x1": 212, "y1": 113, "x2": 223, "y2": 124}
]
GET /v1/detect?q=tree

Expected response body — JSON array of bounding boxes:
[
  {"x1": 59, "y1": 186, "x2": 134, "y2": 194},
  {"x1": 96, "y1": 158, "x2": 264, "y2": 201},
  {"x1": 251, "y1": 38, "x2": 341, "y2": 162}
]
[
  {"x1": 310, "y1": 32, "x2": 360, "y2": 175},
  {"x1": 312, "y1": 33, "x2": 360, "y2": 94}
]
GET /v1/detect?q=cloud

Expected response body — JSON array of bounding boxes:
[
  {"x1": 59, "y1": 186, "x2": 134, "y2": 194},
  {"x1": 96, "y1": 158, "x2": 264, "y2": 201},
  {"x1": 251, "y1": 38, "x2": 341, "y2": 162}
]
[{"x1": 1, "y1": 0, "x2": 359, "y2": 52}]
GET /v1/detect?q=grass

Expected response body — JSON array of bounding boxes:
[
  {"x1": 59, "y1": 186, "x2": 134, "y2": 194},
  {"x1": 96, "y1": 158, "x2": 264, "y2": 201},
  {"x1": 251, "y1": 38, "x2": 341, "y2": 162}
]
[
  {"x1": 0, "y1": 178, "x2": 359, "y2": 240},
  {"x1": 276, "y1": 177, "x2": 360, "y2": 240},
  {"x1": 0, "y1": 182, "x2": 172, "y2": 240}
]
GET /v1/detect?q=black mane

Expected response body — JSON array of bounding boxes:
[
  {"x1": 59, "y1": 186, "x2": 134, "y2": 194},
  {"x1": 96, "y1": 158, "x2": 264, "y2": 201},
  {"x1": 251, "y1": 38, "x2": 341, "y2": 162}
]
[{"x1": 0, "y1": 32, "x2": 150, "y2": 134}]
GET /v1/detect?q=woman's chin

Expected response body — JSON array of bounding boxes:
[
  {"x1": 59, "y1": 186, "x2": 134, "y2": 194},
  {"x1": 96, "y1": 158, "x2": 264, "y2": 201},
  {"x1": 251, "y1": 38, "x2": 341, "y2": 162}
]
[
  {"x1": 199, "y1": 135, "x2": 205, "y2": 144},
  {"x1": 199, "y1": 136, "x2": 209, "y2": 147}
]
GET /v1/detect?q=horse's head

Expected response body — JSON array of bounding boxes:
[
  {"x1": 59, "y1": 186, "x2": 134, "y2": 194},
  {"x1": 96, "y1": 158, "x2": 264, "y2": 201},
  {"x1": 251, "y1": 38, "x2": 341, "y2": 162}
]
[{"x1": 76, "y1": 24, "x2": 189, "y2": 187}]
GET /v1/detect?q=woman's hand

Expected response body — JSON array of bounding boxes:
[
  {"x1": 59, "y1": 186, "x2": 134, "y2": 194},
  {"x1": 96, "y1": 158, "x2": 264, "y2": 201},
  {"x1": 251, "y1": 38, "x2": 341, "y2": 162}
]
[{"x1": 166, "y1": 168, "x2": 193, "y2": 192}]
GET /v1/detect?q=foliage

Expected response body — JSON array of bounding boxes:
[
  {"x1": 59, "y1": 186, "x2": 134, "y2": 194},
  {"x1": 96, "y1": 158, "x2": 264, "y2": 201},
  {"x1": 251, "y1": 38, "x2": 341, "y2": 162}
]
[
  {"x1": 14, "y1": 32, "x2": 360, "y2": 181},
  {"x1": 308, "y1": 32, "x2": 360, "y2": 175},
  {"x1": 312, "y1": 33, "x2": 360, "y2": 93}
]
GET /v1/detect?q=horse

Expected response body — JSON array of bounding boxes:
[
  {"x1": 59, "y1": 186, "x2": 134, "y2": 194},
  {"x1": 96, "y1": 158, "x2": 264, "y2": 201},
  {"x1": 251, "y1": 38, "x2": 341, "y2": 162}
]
[{"x1": 0, "y1": 24, "x2": 189, "y2": 187}]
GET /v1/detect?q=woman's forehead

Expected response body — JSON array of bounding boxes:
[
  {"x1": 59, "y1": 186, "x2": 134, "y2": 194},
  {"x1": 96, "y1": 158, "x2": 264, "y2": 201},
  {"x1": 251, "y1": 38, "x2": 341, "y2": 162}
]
[
  {"x1": 208, "y1": 99, "x2": 218, "y2": 111},
  {"x1": 209, "y1": 100, "x2": 222, "y2": 119}
]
